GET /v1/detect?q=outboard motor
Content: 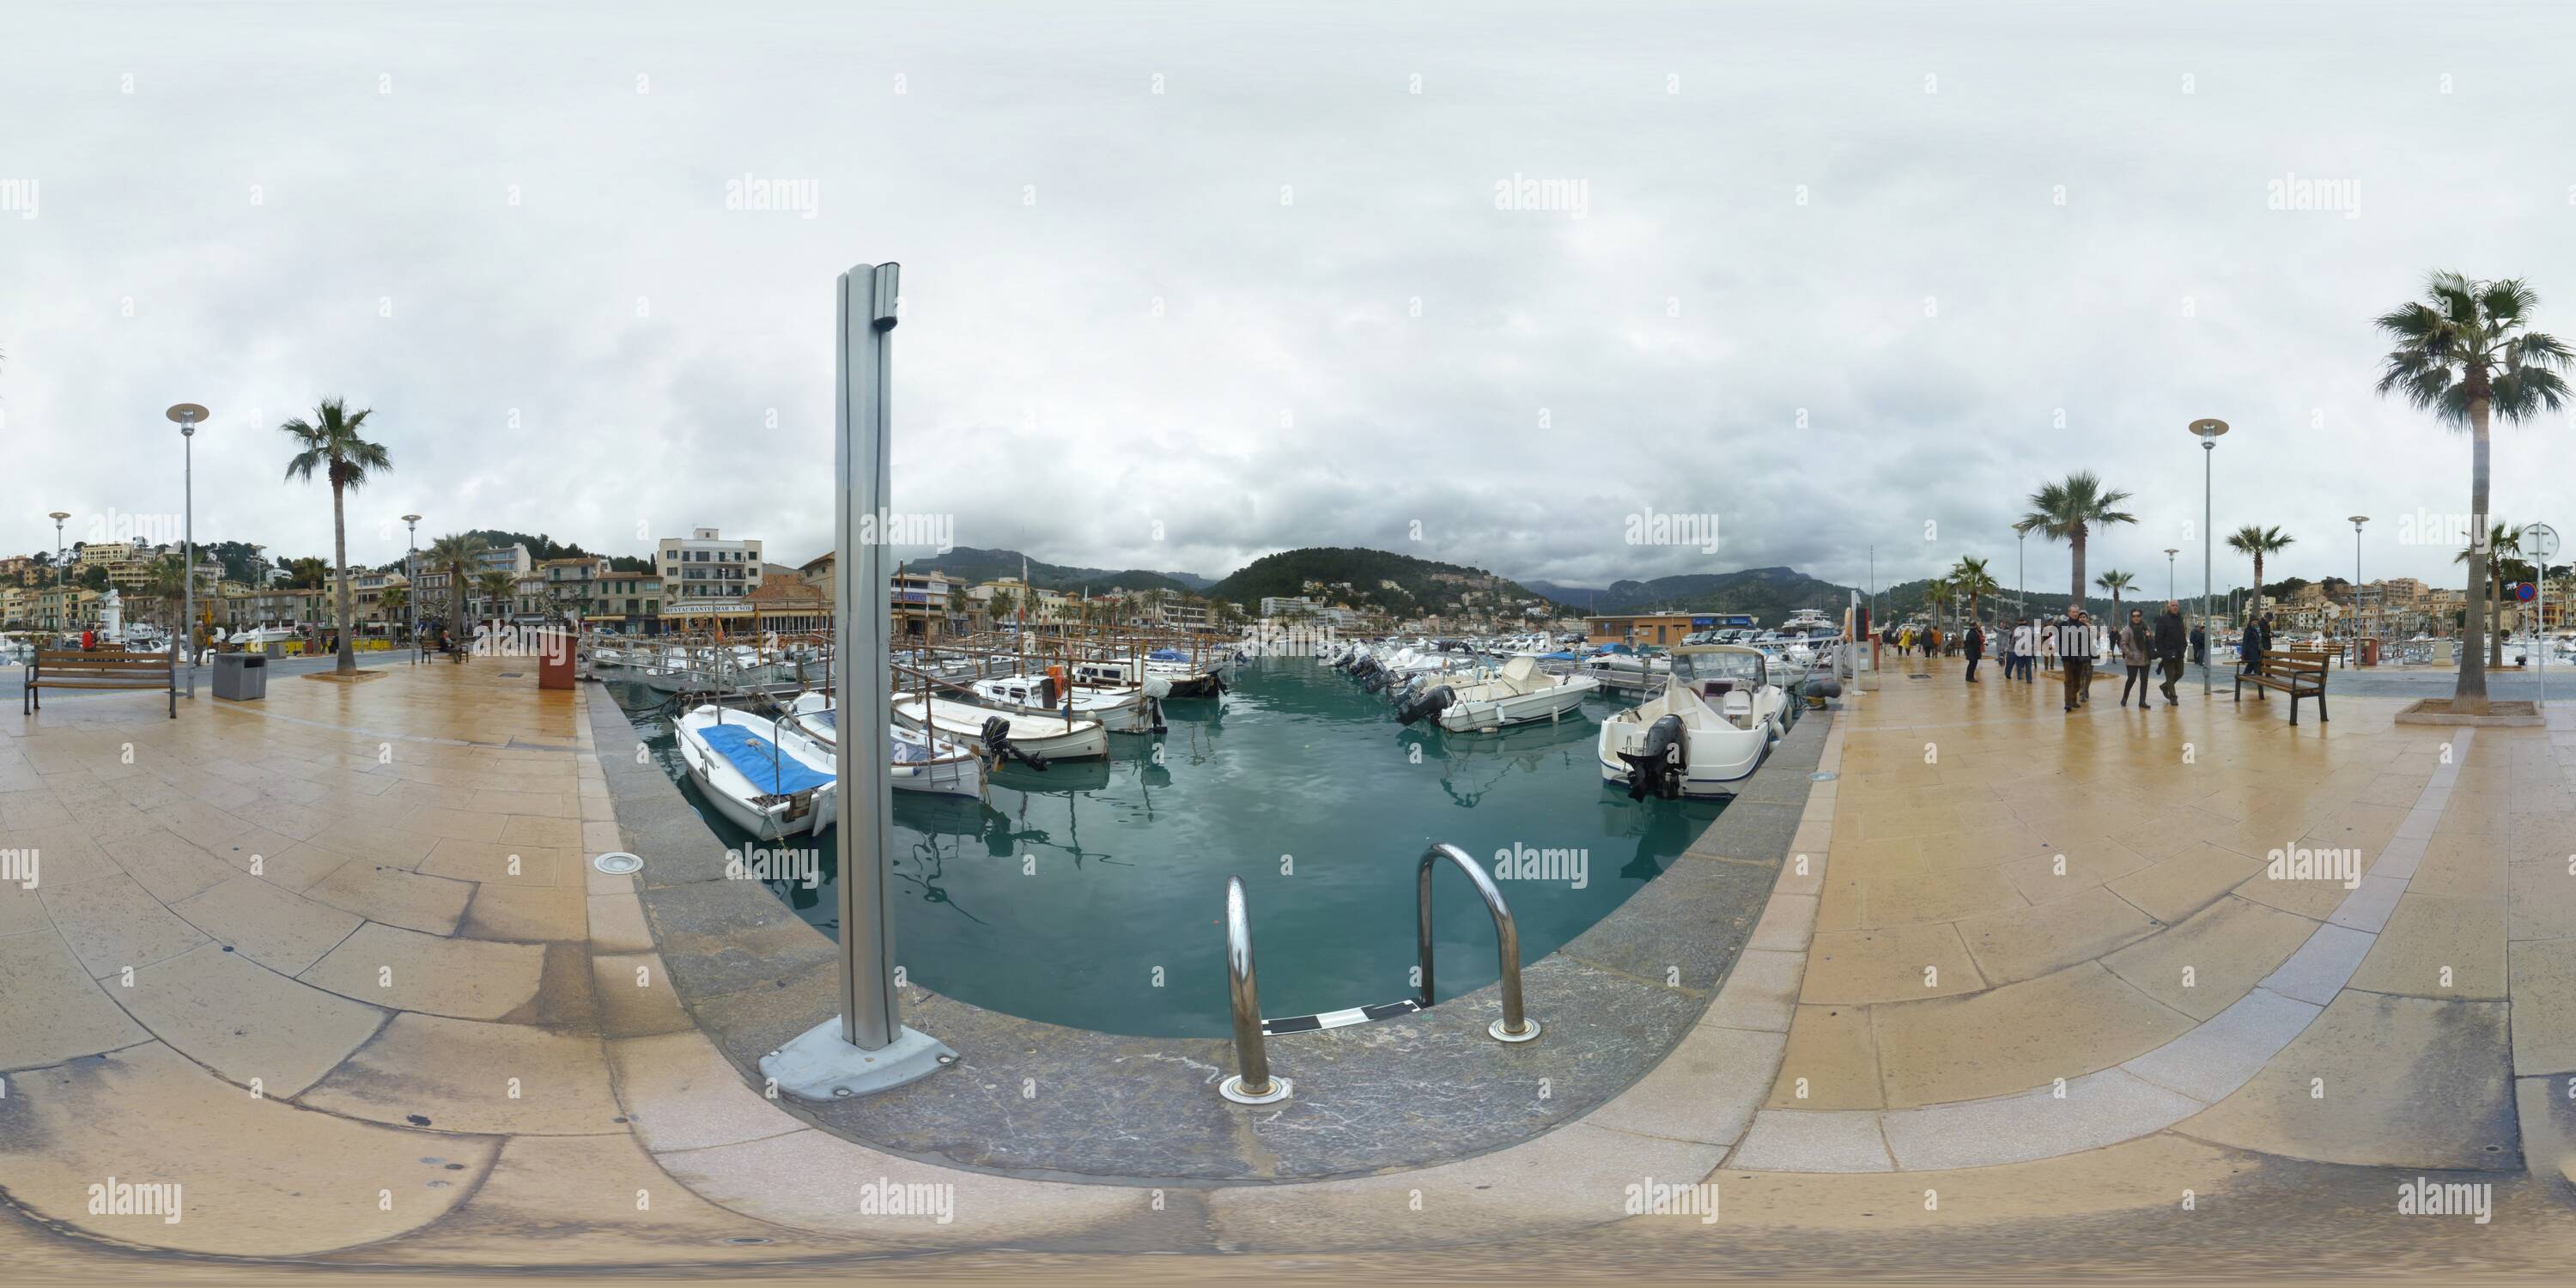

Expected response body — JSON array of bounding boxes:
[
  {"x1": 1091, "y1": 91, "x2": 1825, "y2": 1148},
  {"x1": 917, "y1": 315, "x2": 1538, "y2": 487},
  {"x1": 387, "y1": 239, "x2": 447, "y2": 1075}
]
[
  {"x1": 1617, "y1": 714, "x2": 1687, "y2": 800},
  {"x1": 980, "y1": 714, "x2": 1048, "y2": 771},
  {"x1": 1397, "y1": 684, "x2": 1455, "y2": 726},
  {"x1": 1363, "y1": 665, "x2": 1395, "y2": 694}
]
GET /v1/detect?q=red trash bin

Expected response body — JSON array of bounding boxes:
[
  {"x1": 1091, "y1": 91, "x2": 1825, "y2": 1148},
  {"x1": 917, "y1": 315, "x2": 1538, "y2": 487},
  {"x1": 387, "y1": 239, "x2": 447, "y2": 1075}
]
[
  {"x1": 538, "y1": 629, "x2": 576, "y2": 690},
  {"x1": 2360, "y1": 637, "x2": 2380, "y2": 668}
]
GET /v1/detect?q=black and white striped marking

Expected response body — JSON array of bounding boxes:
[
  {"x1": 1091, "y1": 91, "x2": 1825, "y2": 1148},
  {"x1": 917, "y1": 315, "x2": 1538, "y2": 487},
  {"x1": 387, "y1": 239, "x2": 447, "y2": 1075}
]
[{"x1": 1261, "y1": 999, "x2": 1423, "y2": 1036}]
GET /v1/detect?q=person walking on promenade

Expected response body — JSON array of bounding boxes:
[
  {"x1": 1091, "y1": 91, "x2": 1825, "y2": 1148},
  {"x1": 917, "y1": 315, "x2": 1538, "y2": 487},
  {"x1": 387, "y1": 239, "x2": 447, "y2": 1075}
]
[
  {"x1": 2040, "y1": 623, "x2": 2058, "y2": 674},
  {"x1": 2056, "y1": 605, "x2": 2097, "y2": 712},
  {"x1": 1926, "y1": 624, "x2": 1942, "y2": 659},
  {"x1": 2117, "y1": 607, "x2": 2152, "y2": 706},
  {"x1": 1965, "y1": 622, "x2": 1985, "y2": 681},
  {"x1": 2240, "y1": 612, "x2": 2269, "y2": 677},
  {"x1": 1899, "y1": 624, "x2": 1916, "y2": 656},
  {"x1": 2008, "y1": 617, "x2": 2032, "y2": 681},
  {"x1": 2154, "y1": 600, "x2": 2186, "y2": 704},
  {"x1": 2190, "y1": 621, "x2": 2207, "y2": 667}
]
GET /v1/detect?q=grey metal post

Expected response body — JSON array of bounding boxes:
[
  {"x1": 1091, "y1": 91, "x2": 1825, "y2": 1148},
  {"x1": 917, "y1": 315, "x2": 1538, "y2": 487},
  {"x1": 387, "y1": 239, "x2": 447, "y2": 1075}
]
[
  {"x1": 759, "y1": 262, "x2": 954, "y2": 1100},
  {"x1": 168, "y1": 404, "x2": 207, "y2": 696},
  {"x1": 2191, "y1": 419, "x2": 2227, "y2": 694},
  {"x1": 1218, "y1": 875, "x2": 1289, "y2": 1103}
]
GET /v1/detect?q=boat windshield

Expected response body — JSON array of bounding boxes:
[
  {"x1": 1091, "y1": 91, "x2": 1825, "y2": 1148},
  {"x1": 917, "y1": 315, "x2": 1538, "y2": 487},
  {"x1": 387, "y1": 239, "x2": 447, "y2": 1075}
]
[{"x1": 1678, "y1": 650, "x2": 1766, "y2": 687}]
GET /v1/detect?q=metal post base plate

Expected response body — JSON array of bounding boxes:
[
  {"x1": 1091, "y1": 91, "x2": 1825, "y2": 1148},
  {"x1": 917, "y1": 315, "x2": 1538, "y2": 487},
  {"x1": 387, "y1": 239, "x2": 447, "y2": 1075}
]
[
  {"x1": 1490, "y1": 1017, "x2": 1542, "y2": 1043},
  {"x1": 759, "y1": 1017, "x2": 957, "y2": 1102},
  {"x1": 1219, "y1": 1074, "x2": 1292, "y2": 1105}
]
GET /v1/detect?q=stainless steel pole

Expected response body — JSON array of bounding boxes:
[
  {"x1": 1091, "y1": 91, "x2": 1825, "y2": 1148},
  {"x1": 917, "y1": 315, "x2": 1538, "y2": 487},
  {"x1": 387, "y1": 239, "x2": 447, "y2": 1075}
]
[
  {"x1": 2202, "y1": 440, "x2": 2213, "y2": 695},
  {"x1": 183, "y1": 431, "x2": 195, "y2": 698},
  {"x1": 762, "y1": 261, "x2": 954, "y2": 1100},
  {"x1": 837, "y1": 262, "x2": 901, "y2": 1048}
]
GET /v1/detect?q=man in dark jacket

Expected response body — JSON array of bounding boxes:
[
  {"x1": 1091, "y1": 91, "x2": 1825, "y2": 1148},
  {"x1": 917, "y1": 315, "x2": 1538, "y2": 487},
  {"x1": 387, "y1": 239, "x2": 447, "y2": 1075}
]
[
  {"x1": 1965, "y1": 623, "x2": 1985, "y2": 681},
  {"x1": 2241, "y1": 613, "x2": 2269, "y2": 675},
  {"x1": 2190, "y1": 622, "x2": 2207, "y2": 666},
  {"x1": 2154, "y1": 601, "x2": 2187, "y2": 703}
]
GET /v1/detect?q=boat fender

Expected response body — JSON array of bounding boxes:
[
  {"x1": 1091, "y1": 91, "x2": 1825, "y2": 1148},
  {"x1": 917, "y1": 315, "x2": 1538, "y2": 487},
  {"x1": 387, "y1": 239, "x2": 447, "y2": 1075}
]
[
  {"x1": 1142, "y1": 674, "x2": 1174, "y2": 700},
  {"x1": 1397, "y1": 684, "x2": 1455, "y2": 726},
  {"x1": 1618, "y1": 714, "x2": 1688, "y2": 800},
  {"x1": 1803, "y1": 676, "x2": 1843, "y2": 698}
]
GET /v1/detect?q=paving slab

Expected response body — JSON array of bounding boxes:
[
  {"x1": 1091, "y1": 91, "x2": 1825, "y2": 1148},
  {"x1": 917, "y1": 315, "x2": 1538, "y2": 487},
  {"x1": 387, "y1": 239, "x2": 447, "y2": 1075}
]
[
  {"x1": 307, "y1": 860, "x2": 474, "y2": 935},
  {"x1": 40, "y1": 872, "x2": 210, "y2": 978},
  {"x1": 660, "y1": 1125, "x2": 1157, "y2": 1247},
  {"x1": 98, "y1": 829, "x2": 237, "y2": 903},
  {"x1": 1728, "y1": 1109, "x2": 1893, "y2": 1173},
  {"x1": 301, "y1": 920, "x2": 548, "y2": 1019},
  {"x1": 1698, "y1": 947, "x2": 1802, "y2": 1032},
  {"x1": 1587, "y1": 1020, "x2": 1783, "y2": 1145},
  {"x1": 2507, "y1": 938, "x2": 2576, "y2": 1077},
  {"x1": 2257, "y1": 922, "x2": 2379, "y2": 1005},
  {"x1": 1878, "y1": 1066, "x2": 2200, "y2": 1170},
  {"x1": 301, "y1": 1012, "x2": 625, "y2": 1135},
  {"x1": 117, "y1": 941, "x2": 386, "y2": 1097},
  {"x1": 1954, "y1": 885, "x2": 2160, "y2": 985},
  {"x1": 2121, "y1": 985, "x2": 2319, "y2": 1103},
  {"x1": 170, "y1": 872, "x2": 364, "y2": 975},
  {"x1": 2105, "y1": 842, "x2": 2262, "y2": 924},
  {"x1": 1765, "y1": 1004, "x2": 1882, "y2": 1109},
  {"x1": 2178, "y1": 990, "x2": 2518, "y2": 1170},
  {"x1": 0, "y1": 1041, "x2": 495, "y2": 1255},
  {"x1": 0, "y1": 927, "x2": 151, "y2": 1070},
  {"x1": 2347, "y1": 893, "x2": 2507, "y2": 999},
  {"x1": 1801, "y1": 923, "x2": 1985, "y2": 1004},
  {"x1": 2100, "y1": 894, "x2": 2317, "y2": 1020},
  {"x1": 1869, "y1": 963, "x2": 2194, "y2": 1109},
  {"x1": 459, "y1": 883, "x2": 587, "y2": 941}
]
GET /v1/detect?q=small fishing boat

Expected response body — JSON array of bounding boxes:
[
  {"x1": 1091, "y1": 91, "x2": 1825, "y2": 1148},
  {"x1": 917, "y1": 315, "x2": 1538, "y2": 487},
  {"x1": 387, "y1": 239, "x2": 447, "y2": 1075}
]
[
  {"x1": 969, "y1": 670, "x2": 1167, "y2": 734},
  {"x1": 893, "y1": 692, "x2": 1109, "y2": 762},
  {"x1": 675, "y1": 704, "x2": 837, "y2": 835},
  {"x1": 784, "y1": 693, "x2": 985, "y2": 797},
  {"x1": 1398, "y1": 654, "x2": 1601, "y2": 732},
  {"x1": 1144, "y1": 647, "x2": 1225, "y2": 698},
  {"x1": 1596, "y1": 645, "x2": 1785, "y2": 799}
]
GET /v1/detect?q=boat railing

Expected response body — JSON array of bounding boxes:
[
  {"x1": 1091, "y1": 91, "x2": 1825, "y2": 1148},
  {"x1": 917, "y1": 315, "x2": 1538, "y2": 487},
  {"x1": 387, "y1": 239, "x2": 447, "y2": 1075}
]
[{"x1": 1218, "y1": 876, "x2": 1291, "y2": 1104}]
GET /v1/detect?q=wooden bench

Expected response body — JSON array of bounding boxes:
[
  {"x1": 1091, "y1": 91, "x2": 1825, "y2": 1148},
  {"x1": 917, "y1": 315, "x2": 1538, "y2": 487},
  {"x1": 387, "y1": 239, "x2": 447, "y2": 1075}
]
[
  {"x1": 23, "y1": 648, "x2": 177, "y2": 718},
  {"x1": 2233, "y1": 652, "x2": 2328, "y2": 725}
]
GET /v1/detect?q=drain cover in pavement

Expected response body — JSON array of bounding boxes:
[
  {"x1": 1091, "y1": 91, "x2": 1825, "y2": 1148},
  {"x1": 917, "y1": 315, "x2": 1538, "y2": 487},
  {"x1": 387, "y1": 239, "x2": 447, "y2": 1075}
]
[{"x1": 593, "y1": 851, "x2": 644, "y2": 875}]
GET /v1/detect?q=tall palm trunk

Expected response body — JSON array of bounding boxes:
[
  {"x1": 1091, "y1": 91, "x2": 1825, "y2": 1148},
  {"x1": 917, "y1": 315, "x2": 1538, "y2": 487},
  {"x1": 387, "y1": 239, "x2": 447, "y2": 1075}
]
[
  {"x1": 332, "y1": 483, "x2": 356, "y2": 675},
  {"x1": 2459, "y1": 401, "x2": 2491, "y2": 711},
  {"x1": 2069, "y1": 523, "x2": 2087, "y2": 607},
  {"x1": 2251, "y1": 555, "x2": 2264, "y2": 625}
]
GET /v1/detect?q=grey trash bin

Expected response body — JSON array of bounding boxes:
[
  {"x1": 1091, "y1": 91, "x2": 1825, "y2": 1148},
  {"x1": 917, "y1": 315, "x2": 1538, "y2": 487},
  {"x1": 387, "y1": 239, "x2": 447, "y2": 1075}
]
[{"x1": 213, "y1": 652, "x2": 269, "y2": 701}]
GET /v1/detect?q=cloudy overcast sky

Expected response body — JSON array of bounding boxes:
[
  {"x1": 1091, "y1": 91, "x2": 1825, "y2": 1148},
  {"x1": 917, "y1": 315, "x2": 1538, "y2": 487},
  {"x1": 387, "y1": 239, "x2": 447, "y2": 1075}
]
[{"x1": 7, "y1": 1, "x2": 2575, "y2": 600}]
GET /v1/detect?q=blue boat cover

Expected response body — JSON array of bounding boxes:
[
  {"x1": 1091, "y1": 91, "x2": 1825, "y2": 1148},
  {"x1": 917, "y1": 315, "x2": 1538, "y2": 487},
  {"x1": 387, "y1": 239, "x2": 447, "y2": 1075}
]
[
  {"x1": 696, "y1": 722, "x2": 831, "y2": 794},
  {"x1": 1148, "y1": 647, "x2": 1188, "y2": 661}
]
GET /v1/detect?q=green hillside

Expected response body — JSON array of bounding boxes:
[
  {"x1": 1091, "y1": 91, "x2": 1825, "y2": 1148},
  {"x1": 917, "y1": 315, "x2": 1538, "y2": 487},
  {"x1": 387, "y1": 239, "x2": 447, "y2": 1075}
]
[{"x1": 1207, "y1": 547, "x2": 1548, "y2": 616}]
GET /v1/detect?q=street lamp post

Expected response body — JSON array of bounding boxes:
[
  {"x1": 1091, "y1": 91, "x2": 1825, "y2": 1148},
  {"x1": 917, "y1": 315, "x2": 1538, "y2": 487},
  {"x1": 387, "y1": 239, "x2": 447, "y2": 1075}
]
[
  {"x1": 48, "y1": 511, "x2": 70, "y2": 592},
  {"x1": 2190, "y1": 418, "x2": 2228, "y2": 694},
  {"x1": 2164, "y1": 548, "x2": 2178, "y2": 602},
  {"x1": 167, "y1": 404, "x2": 208, "y2": 698},
  {"x1": 2348, "y1": 515, "x2": 2369, "y2": 654},
  {"x1": 2528, "y1": 523, "x2": 2560, "y2": 705},
  {"x1": 403, "y1": 514, "x2": 422, "y2": 663}
]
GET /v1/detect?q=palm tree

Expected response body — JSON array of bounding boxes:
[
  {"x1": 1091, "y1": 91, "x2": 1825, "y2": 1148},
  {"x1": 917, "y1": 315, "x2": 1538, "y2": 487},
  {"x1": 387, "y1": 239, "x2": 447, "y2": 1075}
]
[
  {"x1": 1948, "y1": 556, "x2": 2000, "y2": 625},
  {"x1": 2222, "y1": 526, "x2": 2294, "y2": 628},
  {"x1": 2453, "y1": 523, "x2": 2527, "y2": 666},
  {"x1": 287, "y1": 556, "x2": 330, "y2": 589},
  {"x1": 425, "y1": 533, "x2": 489, "y2": 630},
  {"x1": 2019, "y1": 472, "x2": 2138, "y2": 610},
  {"x1": 380, "y1": 584, "x2": 410, "y2": 641},
  {"x1": 279, "y1": 399, "x2": 392, "y2": 675},
  {"x1": 475, "y1": 571, "x2": 518, "y2": 624},
  {"x1": 2094, "y1": 569, "x2": 2136, "y2": 616},
  {"x1": 2375, "y1": 272, "x2": 2573, "y2": 712}
]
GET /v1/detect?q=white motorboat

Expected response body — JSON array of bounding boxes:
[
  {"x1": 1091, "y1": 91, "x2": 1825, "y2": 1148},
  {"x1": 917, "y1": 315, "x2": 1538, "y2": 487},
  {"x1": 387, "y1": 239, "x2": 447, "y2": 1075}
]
[
  {"x1": 1398, "y1": 654, "x2": 1601, "y2": 733},
  {"x1": 1144, "y1": 647, "x2": 1225, "y2": 697},
  {"x1": 969, "y1": 671, "x2": 1165, "y2": 734},
  {"x1": 675, "y1": 704, "x2": 837, "y2": 836},
  {"x1": 783, "y1": 692, "x2": 985, "y2": 798},
  {"x1": 893, "y1": 692, "x2": 1109, "y2": 763},
  {"x1": 1596, "y1": 645, "x2": 1786, "y2": 798}
]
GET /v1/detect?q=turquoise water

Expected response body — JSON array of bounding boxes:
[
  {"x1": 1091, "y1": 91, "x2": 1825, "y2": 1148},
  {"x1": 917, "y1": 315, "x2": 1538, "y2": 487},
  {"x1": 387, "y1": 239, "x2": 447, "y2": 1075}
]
[{"x1": 611, "y1": 657, "x2": 1745, "y2": 1037}]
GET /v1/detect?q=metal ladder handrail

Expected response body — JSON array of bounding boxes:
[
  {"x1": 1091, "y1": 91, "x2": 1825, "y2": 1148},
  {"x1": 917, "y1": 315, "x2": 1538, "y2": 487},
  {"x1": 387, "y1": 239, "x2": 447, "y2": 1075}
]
[
  {"x1": 1219, "y1": 875, "x2": 1291, "y2": 1104},
  {"x1": 1416, "y1": 842, "x2": 1540, "y2": 1043}
]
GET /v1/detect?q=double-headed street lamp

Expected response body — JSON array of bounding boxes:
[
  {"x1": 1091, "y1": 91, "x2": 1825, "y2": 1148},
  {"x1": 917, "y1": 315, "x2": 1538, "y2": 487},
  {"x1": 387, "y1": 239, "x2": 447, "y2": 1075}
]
[
  {"x1": 2189, "y1": 418, "x2": 2229, "y2": 694},
  {"x1": 167, "y1": 404, "x2": 208, "y2": 697}
]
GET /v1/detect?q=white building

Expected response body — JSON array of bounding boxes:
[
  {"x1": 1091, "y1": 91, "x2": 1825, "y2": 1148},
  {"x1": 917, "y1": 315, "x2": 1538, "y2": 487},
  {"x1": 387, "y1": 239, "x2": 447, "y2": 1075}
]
[
  {"x1": 1261, "y1": 595, "x2": 1320, "y2": 618},
  {"x1": 657, "y1": 526, "x2": 762, "y2": 601}
]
